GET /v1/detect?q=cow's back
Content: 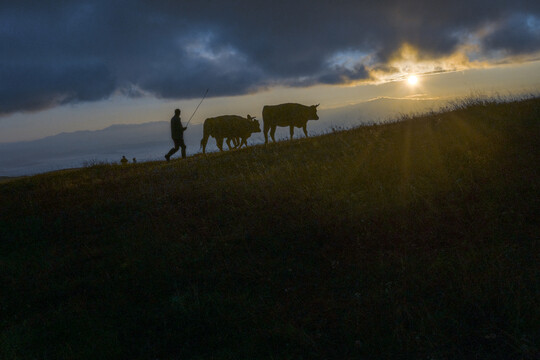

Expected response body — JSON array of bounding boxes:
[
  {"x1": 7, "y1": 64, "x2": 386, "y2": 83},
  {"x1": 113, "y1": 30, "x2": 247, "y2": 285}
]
[
  {"x1": 263, "y1": 103, "x2": 310, "y2": 127},
  {"x1": 204, "y1": 115, "x2": 238, "y2": 135},
  {"x1": 204, "y1": 115, "x2": 252, "y2": 138}
]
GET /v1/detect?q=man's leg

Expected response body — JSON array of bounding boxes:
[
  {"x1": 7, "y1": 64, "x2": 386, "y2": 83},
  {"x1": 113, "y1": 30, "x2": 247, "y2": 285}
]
[
  {"x1": 165, "y1": 139, "x2": 180, "y2": 161},
  {"x1": 178, "y1": 137, "x2": 187, "y2": 159},
  {"x1": 181, "y1": 144, "x2": 186, "y2": 159}
]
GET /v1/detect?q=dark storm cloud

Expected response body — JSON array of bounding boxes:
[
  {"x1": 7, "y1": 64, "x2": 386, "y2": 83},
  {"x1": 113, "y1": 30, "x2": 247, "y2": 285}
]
[
  {"x1": 316, "y1": 64, "x2": 370, "y2": 85},
  {"x1": 2, "y1": 0, "x2": 540, "y2": 115},
  {"x1": 483, "y1": 14, "x2": 540, "y2": 54},
  {"x1": 0, "y1": 62, "x2": 115, "y2": 115}
]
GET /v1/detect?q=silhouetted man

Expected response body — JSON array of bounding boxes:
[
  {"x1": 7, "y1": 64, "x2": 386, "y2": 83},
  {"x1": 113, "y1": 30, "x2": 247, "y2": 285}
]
[{"x1": 165, "y1": 109, "x2": 187, "y2": 161}]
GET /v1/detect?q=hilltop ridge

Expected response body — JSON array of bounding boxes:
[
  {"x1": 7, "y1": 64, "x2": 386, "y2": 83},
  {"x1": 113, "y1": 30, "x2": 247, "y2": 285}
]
[{"x1": 0, "y1": 96, "x2": 447, "y2": 177}]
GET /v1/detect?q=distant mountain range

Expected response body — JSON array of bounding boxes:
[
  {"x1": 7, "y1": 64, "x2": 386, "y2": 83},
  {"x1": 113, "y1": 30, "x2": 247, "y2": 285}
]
[{"x1": 0, "y1": 97, "x2": 446, "y2": 176}]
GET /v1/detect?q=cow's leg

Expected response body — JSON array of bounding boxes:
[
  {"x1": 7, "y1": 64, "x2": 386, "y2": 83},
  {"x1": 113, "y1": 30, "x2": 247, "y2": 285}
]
[
  {"x1": 226, "y1": 138, "x2": 233, "y2": 150},
  {"x1": 289, "y1": 126, "x2": 294, "y2": 140},
  {"x1": 216, "y1": 137, "x2": 224, "y2": 151},
  {"x1": 302, "y1": 124, "x2": 308, "y2": 138},
  {"x1": 233, "y1": 137, "x2": 240, "y2": 148},
  {"x1": 264, "y1": 123, "x2": 270, "y2": 144},
  {"x1": 201, "y1": 134, "x2": 209, "y2": 154},
  {"x1": 270, "y1": 126, "x2": 277, "y2": 143},
  {"x1": 240, "y1": 137, "x2": 247, "y2": 148}
]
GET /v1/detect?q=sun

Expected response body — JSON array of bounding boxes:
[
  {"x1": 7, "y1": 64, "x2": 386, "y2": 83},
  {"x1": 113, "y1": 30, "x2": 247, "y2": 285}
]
[{"x1": 407, "y1": 75, "x2": 418, "y2": 85}]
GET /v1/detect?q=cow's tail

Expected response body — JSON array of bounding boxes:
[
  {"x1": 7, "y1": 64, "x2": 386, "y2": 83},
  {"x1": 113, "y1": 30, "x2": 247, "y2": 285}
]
[{"x1": 200, "y1": 119, "x2": 210, "y2": 154}]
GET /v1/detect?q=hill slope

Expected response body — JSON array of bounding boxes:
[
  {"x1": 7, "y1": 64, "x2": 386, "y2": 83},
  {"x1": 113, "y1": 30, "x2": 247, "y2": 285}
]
[
  {"x1": 1, "y1": 98, "x2": 539, "y2": 359},
  {"x1": 0, "y1": 97, "x2": 445, "y2": 177}
]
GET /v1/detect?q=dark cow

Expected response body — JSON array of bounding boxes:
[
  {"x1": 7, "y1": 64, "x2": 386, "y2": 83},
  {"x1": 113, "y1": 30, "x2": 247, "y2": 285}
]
[
  {"x1": 201, "y1": 115, "x2": 261, "y2": 154},
  {"x1": 262, "y1": 103, "x2": 319, "y2": 144}
]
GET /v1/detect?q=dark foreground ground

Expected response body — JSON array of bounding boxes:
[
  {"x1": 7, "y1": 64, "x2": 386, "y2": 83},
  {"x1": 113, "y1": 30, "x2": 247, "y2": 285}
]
[{"x1": 1, "y1": 98, "x2": 539, "y2": 359}]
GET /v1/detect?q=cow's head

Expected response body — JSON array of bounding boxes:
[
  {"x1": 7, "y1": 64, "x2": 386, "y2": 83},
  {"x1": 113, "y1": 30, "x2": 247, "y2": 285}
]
[
  {"x1": 310, "y1": 104, "x2": 320, "y2": 120},
  {"x1": 247, "y1": 115, "x2": 261, "y2": 133}
]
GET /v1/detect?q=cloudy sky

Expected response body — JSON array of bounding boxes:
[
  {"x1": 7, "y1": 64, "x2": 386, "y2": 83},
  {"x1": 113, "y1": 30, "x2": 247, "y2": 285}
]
[{"x1": 2, "y1": 0, "x2": 540, "y2": 142}]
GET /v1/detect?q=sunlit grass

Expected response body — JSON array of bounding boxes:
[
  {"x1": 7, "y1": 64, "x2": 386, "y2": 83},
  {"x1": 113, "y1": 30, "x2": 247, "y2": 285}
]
[{"x1": 1, "y1": 96, "x2": 539, "y2": 359}]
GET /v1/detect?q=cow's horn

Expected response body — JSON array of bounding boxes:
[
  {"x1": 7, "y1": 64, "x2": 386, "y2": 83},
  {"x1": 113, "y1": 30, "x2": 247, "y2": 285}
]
[{"x1": 315, "y1": 103, "x2": 320, "y2": 107}]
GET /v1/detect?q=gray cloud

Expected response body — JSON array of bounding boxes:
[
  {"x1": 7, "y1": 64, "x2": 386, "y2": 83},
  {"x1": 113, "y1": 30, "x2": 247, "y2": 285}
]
[
  {"x1": 2, "y1": 0, "x2": 540, "y2": 115},
  {"x1": 483, "y1": 14, "x2": 540, "y2": 54},
  {"x1": 0, "y1": 62, "x2": 115, "y2": 115},
  {"x1": 316, "y1": 64, "x2": 371, "y2": 85}
]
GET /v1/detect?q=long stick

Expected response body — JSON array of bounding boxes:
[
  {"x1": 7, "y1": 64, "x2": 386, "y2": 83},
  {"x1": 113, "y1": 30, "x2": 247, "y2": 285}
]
[{"x1": 186, "y1": 88, "x2": 209, "y2": 127}]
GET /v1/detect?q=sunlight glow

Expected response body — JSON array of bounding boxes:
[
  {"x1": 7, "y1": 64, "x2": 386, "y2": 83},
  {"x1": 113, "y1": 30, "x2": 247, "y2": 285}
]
[{"x1": 407, "y1": 75, "x2": 418, "y2": 85}]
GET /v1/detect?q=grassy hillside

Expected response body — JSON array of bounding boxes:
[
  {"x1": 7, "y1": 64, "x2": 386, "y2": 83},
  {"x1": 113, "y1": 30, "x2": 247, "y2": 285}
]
[{"x1": 1, "y1": 97, "x2": 539, "y2": 359}]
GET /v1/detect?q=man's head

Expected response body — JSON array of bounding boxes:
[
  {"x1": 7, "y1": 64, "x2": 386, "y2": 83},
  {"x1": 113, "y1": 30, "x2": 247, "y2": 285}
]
[{"x1": 175, "y1": 109, "x2": 181, "y2": 116}]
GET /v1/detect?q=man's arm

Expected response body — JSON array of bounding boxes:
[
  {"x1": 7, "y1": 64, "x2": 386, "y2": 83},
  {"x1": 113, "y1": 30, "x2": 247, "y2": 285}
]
[{"x1": 179, "y1": 118, "x2": 187, "y2": 131}]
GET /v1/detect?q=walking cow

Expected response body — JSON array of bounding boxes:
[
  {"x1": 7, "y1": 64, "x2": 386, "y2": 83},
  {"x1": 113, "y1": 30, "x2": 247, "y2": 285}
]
[
  {"x1": 201, "y1": 115, "x2": 261, "y2": 154},
  {"x1": 262, "y1": 103, "x2": 320, "y2": 144}
]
